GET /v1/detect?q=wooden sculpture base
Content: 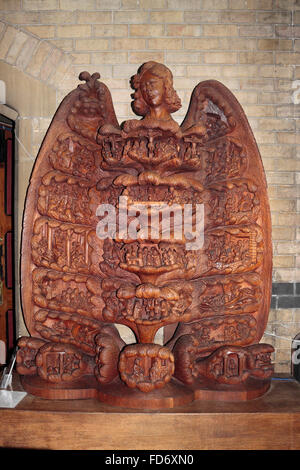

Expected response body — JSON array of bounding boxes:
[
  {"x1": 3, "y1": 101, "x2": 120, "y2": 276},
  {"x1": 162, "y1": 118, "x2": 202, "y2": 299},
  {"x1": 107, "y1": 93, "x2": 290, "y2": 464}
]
[
  {"x1": 21, "y1": 375, "x2": 194, "y2": 409},
  {"x1": 190, "y1": 376, "x2": 271, "y2": 402},
  {"x1": 97, "y1": 377, "x2": 194, "y2": 409},
  {"x1": 20, "y1": 375, "x2": 100, "y2": 400},
  {"x1": 20, "y1": 374, "x2": 271, "y2": 408}
]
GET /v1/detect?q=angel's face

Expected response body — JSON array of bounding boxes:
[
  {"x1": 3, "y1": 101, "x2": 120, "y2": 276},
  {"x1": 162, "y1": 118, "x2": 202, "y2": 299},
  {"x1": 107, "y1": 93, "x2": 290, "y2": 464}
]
[{"x1": 140, "y1": 71, "x2": 165, "y2": 109}]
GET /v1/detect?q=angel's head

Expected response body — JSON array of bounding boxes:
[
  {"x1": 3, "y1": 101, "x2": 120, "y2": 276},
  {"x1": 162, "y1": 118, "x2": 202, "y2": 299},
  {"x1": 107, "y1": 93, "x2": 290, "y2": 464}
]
[{"x1": 130, "y1": 61, "x2": 181, "y2": 118}]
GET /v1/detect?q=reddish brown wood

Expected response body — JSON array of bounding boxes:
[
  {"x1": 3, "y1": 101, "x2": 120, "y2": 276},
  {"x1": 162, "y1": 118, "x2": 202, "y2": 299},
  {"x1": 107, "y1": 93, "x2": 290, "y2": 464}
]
[
  {"x1": 2, "y1": 375, "x2": 300, "y2": 449},
  {"x1": 17, "y1": 62, "x2": 273, "y2": 407}
]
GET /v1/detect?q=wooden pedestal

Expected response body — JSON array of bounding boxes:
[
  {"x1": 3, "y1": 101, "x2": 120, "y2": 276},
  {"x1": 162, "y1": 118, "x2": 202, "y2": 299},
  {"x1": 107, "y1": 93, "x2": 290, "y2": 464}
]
[
  {"x1": 20, "y1": 374, "x2": 271, "y2": 409},
  {"x1": 1, "y1": 374, "x2": 300, "y2": 450}
]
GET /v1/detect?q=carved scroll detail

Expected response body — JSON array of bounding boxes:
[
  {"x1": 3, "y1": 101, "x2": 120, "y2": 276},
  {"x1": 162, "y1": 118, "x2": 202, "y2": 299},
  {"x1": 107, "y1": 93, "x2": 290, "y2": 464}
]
[{"x1": 119, "y1": 344, "x2": 175, "y2": 392}]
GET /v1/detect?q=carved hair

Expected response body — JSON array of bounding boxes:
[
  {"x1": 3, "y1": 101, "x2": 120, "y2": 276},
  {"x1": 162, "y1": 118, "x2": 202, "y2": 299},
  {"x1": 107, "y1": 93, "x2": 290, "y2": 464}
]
[{"x1": 131, "y1": 61, "x2": 181, "y2": 116}]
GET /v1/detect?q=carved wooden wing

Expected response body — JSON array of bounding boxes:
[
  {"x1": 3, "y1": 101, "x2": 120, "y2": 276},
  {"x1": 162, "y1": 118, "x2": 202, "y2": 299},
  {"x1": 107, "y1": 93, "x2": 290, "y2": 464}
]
[
  {"x1": 170, "y1": 79, "x2": 272, "y2": 363},
  {"x1": 20, "y1": 72, "x2": 125, "y2": 369}
]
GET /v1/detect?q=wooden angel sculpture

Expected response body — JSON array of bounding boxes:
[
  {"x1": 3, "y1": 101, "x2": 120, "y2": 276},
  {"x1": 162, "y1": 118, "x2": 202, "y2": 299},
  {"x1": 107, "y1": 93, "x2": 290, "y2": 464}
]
[{"x1": 17, "y1": 62, "x2": 274, "y2": 407}]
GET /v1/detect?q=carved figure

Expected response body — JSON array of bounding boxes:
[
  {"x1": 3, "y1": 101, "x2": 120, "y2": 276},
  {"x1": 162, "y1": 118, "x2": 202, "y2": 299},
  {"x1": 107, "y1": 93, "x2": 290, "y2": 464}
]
[{"x1": 17, "y1": 62, "x2": 273, "y2": 408}]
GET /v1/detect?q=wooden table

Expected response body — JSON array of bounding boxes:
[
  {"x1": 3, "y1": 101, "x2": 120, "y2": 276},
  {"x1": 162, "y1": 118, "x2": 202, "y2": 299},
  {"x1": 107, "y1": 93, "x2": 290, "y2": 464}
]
[{"x1": 1, "y1": 374, "x2": 300, "y2": 450}]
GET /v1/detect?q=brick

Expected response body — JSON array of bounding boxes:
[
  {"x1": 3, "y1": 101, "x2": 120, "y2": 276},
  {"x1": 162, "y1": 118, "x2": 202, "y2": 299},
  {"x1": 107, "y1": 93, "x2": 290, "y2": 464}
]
[
  {"x1": 234, "y1": 90, "x2": 258, "y2": 104},
  {"x1": 272, "y1": 213, "x2": 300, "y2": 226},
  {"x1": 91, "y1": 51, "x2": 127, "y2": 64},
  {"x1": 71, "y1": 53, "x2": 91, "y2": 64},
  {"x1": 130, "y1": 24, "x2": 164, "y2": 37},
  {"x1": 25, "y1": 25, "x2": 56, "y2": 38},
  {"x1": 277, "y1": 105, "x2": 300, "y2": 118},
  {"x1": 75, "y1": 39, "x2": 109, "y2": 51},
  {"x1": 274, "y1": 0, "x2": 300, "y2": 9},
  {"x1": 94, "y1": 25, "x2": 127, "y2": 37},
  {"x1": 115, "y1": 11, "x2": 149, "y2": 23},
  {"x1": 239, "y1": 25, "x2": 273, "y2": 37},
  {"x1": 15, "y1": 35, "x2": 38, "y2": 69},
  {"x1": 203, "y1": 24, "x2": 238, "y2": 36},
  {"x1": 95, "y1": 0, "x2": 121, "y2": 8},
  {"x1": 277, "y1": 77, "x2": 299, "y2": 91},
  {"x1": 228, "y1": 0, "x2": 272, "y2": 8},
  {"x1": 140, "y1": 0, "x2": 167, "y2": 8},
  {"x1": 184, "y1": 11, "x2": 219, "y2": 24},
  {"x1": 295, "y1": 11, "x2": 300, "y2": 24},
  {"x1": 166, "y1": 51, "x2": 199, "y2": 64},
  {"x1": 259, "y1": 92, "x2": 291, "y2": 105},
  {"x1": 40, "y1": 48, "x2": 63, "y2": 81},
  {"x1": 5, "y1": 30, "x2": 28, "y2": 64},
  {"x1": 113, "y1": 64, "x2": 139, "y2": 78},
  {"x1": 272, "y1": 227, "x2": 296, "y2": 240},
  {"x1": 113, "y1": 38, "x2": 146, "y2": 50},
  {"x1": 0, "y1": 26, "x2": 17, "y2": 59},
  {"x1": 129, "y1": 51, "x2": 164, "y2": 63},
  {"x1": 240, "y1": 78, "x2": 274, "y2": 91},
  {"x1": 150, "y1": 11, "x2": 183, "y2": 23},
  {"x1": 167, "y1": 24, "x2": 201, "y2": 37},
  {"x1": 259, "y1": 66, "x2": 293, "y2": 79},
  {"x1": 23, "y1": 0, "x2": 58, "y2": 9},
  {"x1": 258, "y1": 119, "x2": 295, "y2": 131},
  {"x1": 203, "y1": 52, "x2": 237, "y2": 64},
  {"x1": 57, "y1": 25, "x2": 92, "y2": 38},
  {"x1": 187, "y1": 65, "x2": 222, "y2": 77},
  {"x1": 256, "y1": 11, "x2": 292, "y2": 24},
  {"x1": 121, "y1": 0, "x2": 139, "y2": 7},
  {"x1": 276, "y1": 26, "x2": 300, "y2": 38},
  {"x1": 38, "y1": 11, "x2": 75, "y2": 24},
  {"x1": 167, "y1": 65, "x2": 186, "y2": 77},
  {"x1": 270, "y1": 199, "x2": 296, "y2": 212},
  {"x1": 202, "y1": 0, "x2": 228, "y2": 8},
  {"x1": 49, "y1": 39, "x2": 73, "y2": 52},
  {"x1": 243, "y1": 105, "x2": 275, "y2": 117},
  {"x1": 260, "y1": 144, "x2": 296, "y2": 159},
  {"x1": 184, "y1": 38, "x2": 219, "y2": 50},
  {"x1": 25, "y1": 41, "x2": 53, "y2": 77},
  {"x1": 173, "y1": 77, "x2": 200, "y2": 90},
  {"x1": 239, "y1": 52, "x2": 273, "y2": 65},
  {"x1": 276, "y1": 52, "x2": 300, "y2": 66},
  {"x1": 295, "y1": 67, "x2": 300, "y2": 79},
  {"x1": 0, "y1": 0, "x2": 21, "y2": 9},
  {"x1": 218, "y1": 37, "x2": 257, "y2": 50},
  {"x1": 273, "y1": 256, "x2": 295, "y2": 268},
  {"x1": 275, "y1": 157, "x2": 300, "y2": 171},
  {"x1": 148, "y1": 38, "x2": 182, "y2": 50},
  {"x1": 167, "y1": 0, "x2": 202, "y2": 8},
  {"x1": 275, "y1": 186, "x2": 300, "y2": 199},
  {"x1": 219, "y1": 11, "x2": 256, "y2": 23},
  {"x1": 258, "y1": 39, "x2": 293, "y2": 51},
  {"x1": 222, "y1": 65, "x2": 258, "y2": 78},
  {"x1": 267, "y1": 172, "x2": 294, "y2": 185},
  {"x1": 2, "y1": 11, "x2": 40, "y2": 23},
  {"x1": 76, "y1": 11, "x2": 112, "y2": 24},
  {"x1": 277, "y1": 242, "x2": 300, "y2": 255},
  {"x1": 295, "y1": 40, "x2": 300, "y2": 52},
  {"x1": 103, "y1": 78, "x2": 128, "y2": 88},
  {"x1": 60, "y1": 0, "x2": 95, "y2": 9}
]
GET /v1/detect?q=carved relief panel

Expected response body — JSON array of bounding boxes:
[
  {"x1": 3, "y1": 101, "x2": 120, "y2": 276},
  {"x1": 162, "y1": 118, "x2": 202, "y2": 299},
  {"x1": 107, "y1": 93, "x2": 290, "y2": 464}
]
[{"x1": 17, "y1": 63, "x2": 273, "y2": 407}]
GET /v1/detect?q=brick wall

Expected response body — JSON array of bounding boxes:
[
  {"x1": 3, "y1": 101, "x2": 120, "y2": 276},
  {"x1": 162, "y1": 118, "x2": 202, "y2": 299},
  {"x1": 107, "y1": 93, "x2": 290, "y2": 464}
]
[{"x1": 0, "y1": 0, "x2": 299, "y2": 373}]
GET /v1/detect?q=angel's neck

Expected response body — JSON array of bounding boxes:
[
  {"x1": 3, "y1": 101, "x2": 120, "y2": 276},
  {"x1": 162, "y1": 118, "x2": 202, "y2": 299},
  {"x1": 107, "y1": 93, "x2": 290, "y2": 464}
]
[{"x1": 146, "y1": 105, "x2": 171, "y2": 122}]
